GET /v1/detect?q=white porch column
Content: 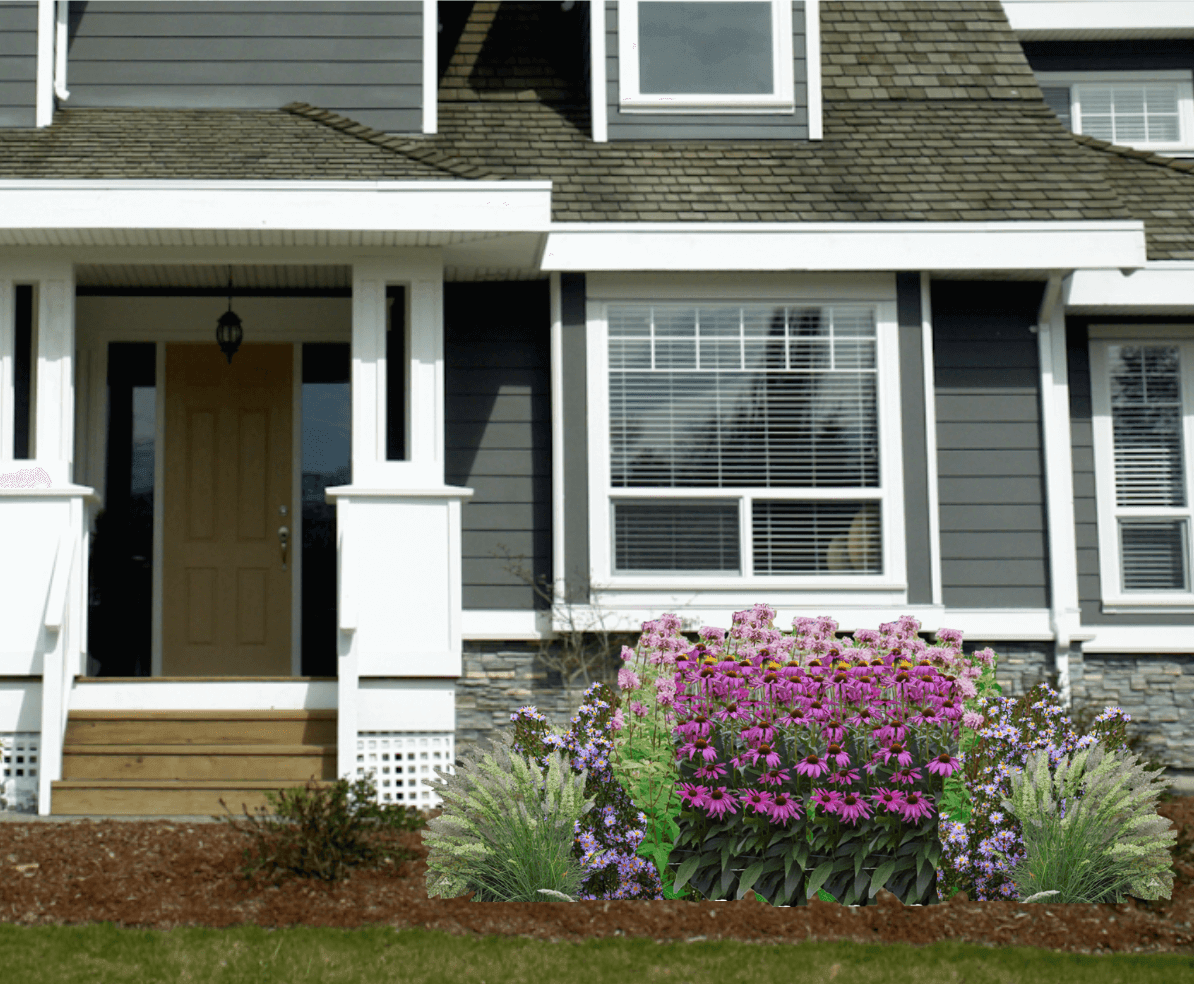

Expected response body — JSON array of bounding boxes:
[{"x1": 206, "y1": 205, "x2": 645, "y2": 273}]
[
  {"x1": 34, "y1": 262, "x2": 76, "y2": 483},
  {"x1": 0, "y1": 277, "x2": 12, "y2": 461},
  {"x1": 333, "y1": 253, "x2": 470, "y2": 785}
]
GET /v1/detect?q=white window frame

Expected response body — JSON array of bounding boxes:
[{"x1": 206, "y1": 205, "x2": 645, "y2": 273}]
[
  {"x1": 1036, "y1": 70, "x2": 1194, "y2": 154},
  {"x1": 1090, "y1": 327, "x2": 1194, "y2": 612},
  {"x1": 617, "y1": 0, "x2": 796, "y2": 113},
  {"x1": 585, "y1": 276, "x2": 905, "y2": 593}
]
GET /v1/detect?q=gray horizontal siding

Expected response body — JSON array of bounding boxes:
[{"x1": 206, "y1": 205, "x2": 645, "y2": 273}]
[
  {"x1": 66, "y1": 1, "x2": 422, "y2": 133},
  {"x1": 897, "y1": 272, "x2": 932, "y2": 605},
  {"x1": 605, "y1": 0, "x2": 808, "y2": 140},
  {"x1": 932, "y1": 280, "x2": 1049, "y2": 610},
  {"x1": 1068, "y1": 318, "x2": 1194, "y2": 626},
  {"x1": 444, "y1": 282, "x2": 552, "y2": 612},
  {"x1": 0, "y1": 2, "x2": 36, "y2": 128}
]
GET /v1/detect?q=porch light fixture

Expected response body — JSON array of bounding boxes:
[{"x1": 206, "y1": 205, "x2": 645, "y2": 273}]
[{"x1": 216, "y1": 270, "x2": 244, "y2": 364}]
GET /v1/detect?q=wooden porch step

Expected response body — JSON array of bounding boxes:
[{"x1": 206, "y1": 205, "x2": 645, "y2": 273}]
[
  {"x1": 64, "y1": 710, "x2": 337, "y2": 747},
  {"x1": 61, "y1": 744, "x2": 337, "y2": 781},
  {"x1": 50, "y1": 779, "x2": 337, "y2": 817}
]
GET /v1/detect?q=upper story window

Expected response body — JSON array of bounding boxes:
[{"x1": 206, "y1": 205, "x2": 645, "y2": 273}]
[
  {"x1": 618, "y1": 0, "x2": 795, "y2": 113},
  {"x1": 1091, "y1": 333, "x2": 1194, "y2": 609},
  {"x1": 1038, "y1": 71, "x2": 1194, "y2": 154}
]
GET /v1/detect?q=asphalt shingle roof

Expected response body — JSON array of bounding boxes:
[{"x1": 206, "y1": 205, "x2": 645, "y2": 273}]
[{"x1": 0, "y1": 0, "x2": 1188, "y2": 259}]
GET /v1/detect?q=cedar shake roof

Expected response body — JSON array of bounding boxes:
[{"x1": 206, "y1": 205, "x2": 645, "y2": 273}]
[{"x1": 0, "y1": 1, "x2": 1187, "y2": 259}]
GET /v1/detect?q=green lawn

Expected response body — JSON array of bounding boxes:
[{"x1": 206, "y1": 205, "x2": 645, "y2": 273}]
[{"x1": 1, "y1": 924, "x2": 1193, "y2": 984}]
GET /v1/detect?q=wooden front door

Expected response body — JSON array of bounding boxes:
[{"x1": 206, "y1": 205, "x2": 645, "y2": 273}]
[{"x1": 162, "y1": 344, "x2": 292, "y2": 676}]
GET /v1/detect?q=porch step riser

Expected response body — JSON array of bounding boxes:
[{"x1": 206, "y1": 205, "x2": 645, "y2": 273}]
[
  {"x1": 62, "y1": 748, "x2": 337, "y2": 782},
  {"x1": 64, "y1": 721, "x2": 337, "y2": 747},
  {"x1": 51, "y1": 781, "x2": 336, "y2": 817}
]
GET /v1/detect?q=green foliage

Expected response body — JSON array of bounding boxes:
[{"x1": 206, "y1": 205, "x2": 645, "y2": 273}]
[
  {"x1": 217, "y1": 773, "x2": 424, "y2": 883},
  {"x1": 670, "y1": 798, "x2": 941, "y2": 907},
  {"x1": 422, "y1": 732, "x2": 594, "y2": 902},
  {"x1": 939, "y1": 650, "x2": 1003, "y2": 826},
  {"x1": 1003, "y1": 742, "x2": 1177, "y2": 903},
  {"x1": 610, "y1": 721, "x2": 685, "y2": 895}
]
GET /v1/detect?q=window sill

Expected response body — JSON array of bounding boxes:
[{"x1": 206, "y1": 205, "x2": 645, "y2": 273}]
[
  {"x1": 617, "y1": 100, "x2": 796, "y2": 115},
  {"x1": 1102, "y1": 599, "x2": 1194, "y2": 614},
  {"x1": 594, "y1": 576, "x2": 907, "y2": 592}
]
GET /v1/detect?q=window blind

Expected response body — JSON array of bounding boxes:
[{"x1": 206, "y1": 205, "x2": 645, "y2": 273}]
[
  {"x1": 1120, "y1": 519, "x2": 1188, "y2": 592},
  {"x1": 1041, "y1": 86, "x2": 1072, "y2": 130},
  {"x1": 752, "y1": 501, "x2": 881, "y2": 575},
  {"x1": 1110, "y1": 345, "x2": 1185, "y2": 507},
  {"x1": 1080, "y1": 84, "x2": 1181, "y2": 144},
  {"x1": 609, "y1": 305, "x2": 878, "y2": 488},
  {"x1": 613, "y1": 501, "x2": 740, "y2": 573}
]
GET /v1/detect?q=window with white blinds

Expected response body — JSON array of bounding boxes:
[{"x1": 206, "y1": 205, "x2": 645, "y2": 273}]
[
  {"x1": 1093, "y1": 339, "x2": 1194, "y2": 603},
  {"x1": 606, "y1": 303, "x2": 883, "y2": 577},
  {"x1": 1036, "y1": 72, "x2": 1194, "y2": 152}
]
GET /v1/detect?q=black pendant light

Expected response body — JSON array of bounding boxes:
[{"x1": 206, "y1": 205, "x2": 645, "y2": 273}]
[{"x1": 216, "y1": 268, "x2": 244, "y2": 364}]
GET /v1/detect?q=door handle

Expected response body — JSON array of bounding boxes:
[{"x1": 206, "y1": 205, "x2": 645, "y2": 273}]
[{"x1": 278, "y1": 525, "x2": 290, "y2": 570}]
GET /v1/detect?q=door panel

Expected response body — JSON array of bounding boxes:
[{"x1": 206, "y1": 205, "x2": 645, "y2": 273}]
[{"x1": 163, "y1": 344, "x2": 292, "y2": 676}]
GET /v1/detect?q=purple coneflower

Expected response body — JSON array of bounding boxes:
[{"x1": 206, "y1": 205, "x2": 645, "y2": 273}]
[
  {"x1": 811, "y1": 787, "x2": 844, "y2": 816},
  {"x1": 680, "y1": 737, "x2": 720, "y2": 762},
  {"x1": 739, "y1": 788, "x2": 775, "y2": 815},
  {"x1": 704, "y1": 787, "x2": 739, "y2": 820},
  {"x1": 927, "y1": 752, "x2": 961, "y2": 777},
  {"x1": 825, "y1": 743, "x2": 851, "y2": 768},
  {"x1": 899, "y1": 790, "x2": 935, "y2": 823},
  {"x1": 870, "y1": 787, "x2": 905, "y2": 814},
  {"x1": 891, "y1": 767, "x2": 923, "y2": 786},
  {"x1": 678, "y1": 782, "x2": 710, "y2": 809},
  {"x1": 837, "y1": 791, "x2": 873, "y2": 825},
  {"x1": 796, "y1": 753, "x2": 829, "y2": 778},
  {"x1": 766, "y1": 790, "x2": 803, "y2": 825}
]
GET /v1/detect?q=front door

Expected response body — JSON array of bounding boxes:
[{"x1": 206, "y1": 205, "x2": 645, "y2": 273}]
[{"x1": 162, "y1": 344, "x2": 292, "y2": 676}]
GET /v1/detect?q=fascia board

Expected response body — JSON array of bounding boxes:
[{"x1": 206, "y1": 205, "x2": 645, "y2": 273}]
[
  {"x1": 540, "y1": 221, "x2": 1147, "y2": 272},
  {"x1": 0, "y1": 180, "x2": 554, "y2": 233},
  {"x1": 1003, "y1": 1, "x2": 1194, "y2": 38},
  {"x1": 1069, "y1": 264, "x2": 1194, "y2": 310}
]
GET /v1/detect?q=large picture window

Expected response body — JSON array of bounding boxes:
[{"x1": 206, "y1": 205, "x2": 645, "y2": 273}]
[
  {"x1": 617, "y1": 0, "x2": 795, "y2": 112},
  {"x1": 1091, "y1": 335, "x2": 1194, "y2": 607},
  {"x1": 596, "y1": 300, "x2": 899, "y2": 583}
]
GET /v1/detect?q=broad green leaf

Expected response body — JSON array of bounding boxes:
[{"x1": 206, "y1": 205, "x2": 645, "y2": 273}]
[
  {"x1": 672, "y1": 854, "x2": 700, "y2": 893},
  {"x1": 869, "y1": 859, "x2": 897, "y2": 897},
  {"x1": 736, "y1": 861, "x2": 769, "y2": 899},
  {"x1": 805, "y1": 860, "x2": 835, "y2": 900}
]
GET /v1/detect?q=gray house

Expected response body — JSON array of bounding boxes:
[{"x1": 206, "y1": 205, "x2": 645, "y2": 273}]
[{"x1": 0, "y1": 0, "x2": 1191, "y2": 815}]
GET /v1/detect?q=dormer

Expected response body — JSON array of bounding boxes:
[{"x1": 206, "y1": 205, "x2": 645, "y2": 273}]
[{"x1": 591, "y1": 0, "x2": 820, "y2": 141}]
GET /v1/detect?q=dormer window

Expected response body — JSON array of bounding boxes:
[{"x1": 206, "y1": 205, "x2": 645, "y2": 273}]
[
  {"x1": 617, "y1": 0, "x2": 795, "y2": 113},
  {"x1": 1037, "y1": 71, "x2": 1194, "y2": 154}
]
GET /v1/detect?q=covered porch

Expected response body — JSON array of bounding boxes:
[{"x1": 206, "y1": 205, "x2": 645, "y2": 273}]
[{"x1": 0, "y1": 178, "x2": 551, "y2": 815}]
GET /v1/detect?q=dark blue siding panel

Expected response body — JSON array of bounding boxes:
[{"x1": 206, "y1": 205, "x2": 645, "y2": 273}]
[
  {"x1": 0, "y1": 1, "x2": 36, "y2": 128},
  {"x1": 66, "y1": 1, "x2": 423, "y2": 132},
  {"x1": 605, "y1": 0, "x2": 808, "y2": 140},
  {"x1": 897, "y1": 272, "x2": 932, "y2": 604},
  {"x1": 444, "y1": 281, "x2": 552, "y2": 612},
  {"x1": 1067, "y1": 318, "x2": 1194, "y2": 626},
  {"x1": 560, "y1": 273, "x2": 589, "y2": 604},
  {"x1": 932, "y1": 280, "x2": 1050, "y2": 610}
]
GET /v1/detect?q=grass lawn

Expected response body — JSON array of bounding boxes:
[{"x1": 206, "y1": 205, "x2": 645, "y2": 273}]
[{"x1": 1, "y1": 925, "x2": 1193, "y2": 984}]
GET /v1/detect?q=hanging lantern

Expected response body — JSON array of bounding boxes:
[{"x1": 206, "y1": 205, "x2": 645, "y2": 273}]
[{"x1": 216, "y1": 270, "x2": 243, "y2": 364}]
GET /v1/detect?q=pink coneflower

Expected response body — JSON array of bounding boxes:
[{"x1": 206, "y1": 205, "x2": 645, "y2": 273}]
[
  {"x1": 927, "y1": 752, "x2": 961, "y2": 777},
  {"x1": 766, "y1": 790, "x2": 803, "y2": 825},
  {"x1": 704, "y1": 787, "x2": 739, "y2": 820},
  {"x1": 880, "y1": 742, "x2": 914, "y2": 768},
  {"x1": 825, "y1": 743, "x2": 851, "y2": 768},
  {"x1": 811, "y1": 788, "x2": 844, "y2": 817},
  {"x1": 759, "y1": 768, "x2": 791, "y2": 787},
  {"x1": 837, "y1": 791, "x2": 873, "y2": 825},
  {"x1": 680, "y1": 737, "x2": 720, "y2": 762},
  {"x1": 829, "y1": 769, "x2": 860, "y2": 787},
  {"x1": 870, "y1": 788, "x2": 905, "y2": 814},
  {"x1": 748, "y1": 742, "x2": 783, "y2": 770},
  {"x1": 891, "y1": 767, "x2": 923, "y2": 786},
  {"x1": 740, "y1": 788, "x2": 775, "y2": 815},
  {"x1": 796, "y1": 753, "x2": 830, "y2": 778},
  {"x1": 693, "y1": 761, "x2": 727, "y2": 780},
  {"x1": 617, "y1": 667, "x2": 641, "y2": 691},
  {"x1": 899, "y1": 790, "x2": 935, "y2": 823},
  {"x1": 678, "y1": 783, "x2": 710, "y2": 809}
]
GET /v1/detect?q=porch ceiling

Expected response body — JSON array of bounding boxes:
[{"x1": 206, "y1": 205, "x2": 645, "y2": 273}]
[{"x1": 74, "y1": 262, "x2": 548, "y2": 288}]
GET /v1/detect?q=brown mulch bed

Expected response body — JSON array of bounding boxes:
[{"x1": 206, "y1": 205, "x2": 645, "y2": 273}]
[{"x1": 2, "y1": 801, "x2": 1194, "y2": 954}]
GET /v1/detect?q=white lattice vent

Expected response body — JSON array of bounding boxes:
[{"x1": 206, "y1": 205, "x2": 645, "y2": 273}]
[
  {"x1": 1, "y1": 734, "x2": 39, "y2": 814},
  {"x1": 356, "y1": 732, "x2": 455, "y2": 808}
]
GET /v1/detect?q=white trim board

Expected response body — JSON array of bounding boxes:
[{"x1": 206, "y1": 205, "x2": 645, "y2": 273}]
[
  {"x1": 0, "y1": 181, "x2": 553, "y2": 236},
  {"x1": 1083, "y1": 624, "x2": 1194, "y2": 654},
  {"x1": 805, "y1": 0, "x2": 822, "y2": 140},
  {"x1": 1068, "y1": 265, "x2": 1194, "y2": 312},
  {"x1": 421, "y1": 0, "x2": 437, "y2": 135},
  {"x1": 589, "y1": 0, "x2": 608, "y2": 142},
  {"x1": 1002, "y1": 1, "x2": 1194, "y2": 38},
  {"x1": 461, "y1": 610, "x2": 553, "y2": 641},
  {"x1": 68, "y1": 679, "x2": 339, "y2": 711},
  {"x1": 541, "y1": 222, "x2": 1147, "y2": 271}
]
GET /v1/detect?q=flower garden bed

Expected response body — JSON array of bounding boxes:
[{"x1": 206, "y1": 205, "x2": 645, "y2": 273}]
[{"x1": 2, "y1": 807, "x2": 1194, "y2": 953}]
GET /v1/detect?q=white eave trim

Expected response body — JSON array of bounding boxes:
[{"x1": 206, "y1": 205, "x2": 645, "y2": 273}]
[
  {"x1": 0, "y1": 180, "x2": 553, "y2": 234},
  {"x1": 1002, "y1": 1, "x2": 1194, "y2": 39},
  {"x1": 540, "y1": 221, "x2": 1147, "y2": 272},
  {"x1": 1083, "y1": 624, "x2": 1194, "y2": 654},
  {"x1": 1068, "y1": 263, "x2": 1194, "y2": 311}
]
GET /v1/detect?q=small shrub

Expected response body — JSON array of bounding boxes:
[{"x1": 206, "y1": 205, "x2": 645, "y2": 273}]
[
  {"x1": 218, "y1": 773, "x2": 424, "y2": 883},
  {"x1": 422, "y1": 731, "x2": 593, "y2": 901},
  {"x1": 1003, "y1": 742, "x2": 1176, "y2": 903}
]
